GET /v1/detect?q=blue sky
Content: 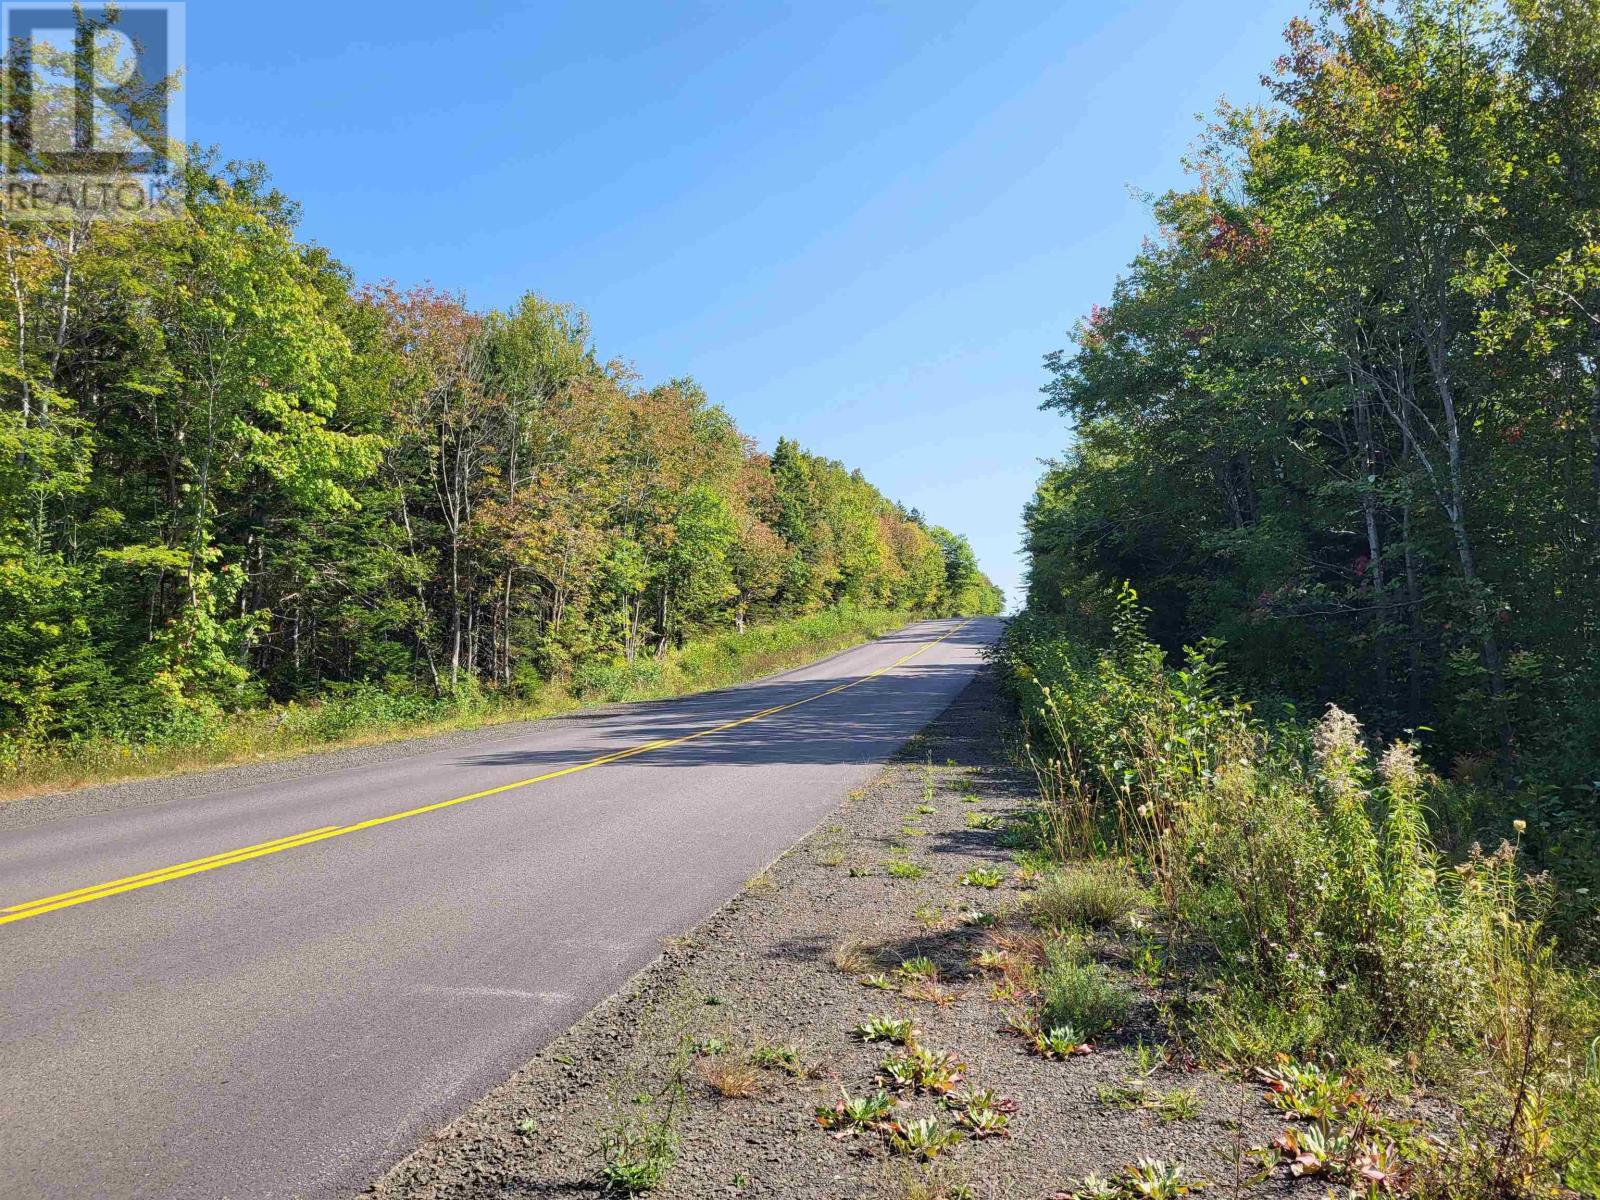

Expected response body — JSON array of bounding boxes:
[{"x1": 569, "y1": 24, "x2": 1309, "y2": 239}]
[{"x1": 186, "y1": 0, "x2": 1305, "y2": 608}]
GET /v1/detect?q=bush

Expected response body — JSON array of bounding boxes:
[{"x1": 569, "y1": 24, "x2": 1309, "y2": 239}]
[
  {"x1": 1039, "y1": 936, "x2": 1128, "y2": 1034},
  {"x1": 1000, "y1": 590, "x2": 1600, "y2": 1196},
  {"x1": 1032, "y1": 861, "x2": 1146, "y2": 930}
]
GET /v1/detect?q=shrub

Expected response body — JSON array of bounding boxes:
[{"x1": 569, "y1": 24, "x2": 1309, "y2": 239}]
[{"x1": 1039, "y1": 938, "x2": 1128, "y2": 1035}]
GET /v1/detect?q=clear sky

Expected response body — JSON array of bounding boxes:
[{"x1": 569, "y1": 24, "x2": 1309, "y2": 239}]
[{"x1": 185, "y1": 0, "x2": 1306, "y2": 608}]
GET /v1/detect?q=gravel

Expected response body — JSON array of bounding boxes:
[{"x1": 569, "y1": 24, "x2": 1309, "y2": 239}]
[{"x1": 369, "y1": 668, "x2": 1299, "y2": 1200}]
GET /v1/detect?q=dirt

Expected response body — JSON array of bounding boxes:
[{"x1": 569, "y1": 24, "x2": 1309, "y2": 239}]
[{"x1": 369, "y1": 668, "x2": 1301, "y2": 1200}]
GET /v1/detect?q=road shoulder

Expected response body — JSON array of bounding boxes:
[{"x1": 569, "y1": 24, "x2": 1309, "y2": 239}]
[{"x1": 369, "y1": 667, "x2": 1287, "y2": 1199}]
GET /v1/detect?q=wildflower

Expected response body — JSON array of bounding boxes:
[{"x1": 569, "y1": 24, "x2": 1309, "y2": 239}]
[{"x1": 1512, "y1": 819, "x2": 1526, "y2": 834}]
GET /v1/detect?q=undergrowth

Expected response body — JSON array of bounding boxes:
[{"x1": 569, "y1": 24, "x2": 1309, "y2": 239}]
[
  {"x1": 0, "y1": 605, "x2": 912, "y2": 803},
  {"x1": 1000, "y1": 587, "x2": 1600, "y2": 1198}
]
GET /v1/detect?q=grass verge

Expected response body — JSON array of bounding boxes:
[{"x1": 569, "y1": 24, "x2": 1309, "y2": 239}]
[{"x1": 0, "y1": 606, "x2": 916, "y2": 805}]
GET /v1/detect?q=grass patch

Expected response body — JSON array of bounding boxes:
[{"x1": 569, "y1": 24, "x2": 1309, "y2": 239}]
[{"x1": 1031, "y1": 861, "x2": 1146, "y2": 930}]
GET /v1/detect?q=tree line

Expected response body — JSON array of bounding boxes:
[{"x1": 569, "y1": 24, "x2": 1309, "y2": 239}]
[
  {"x1": 1025, "y1": 0, "x2": 1598, "y2": 854},
  {"x1": 0, "y1": 159, "x2": 1000, "y2": 756}
]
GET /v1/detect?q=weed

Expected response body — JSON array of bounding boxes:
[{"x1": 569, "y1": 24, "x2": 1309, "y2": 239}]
[
  {"x1": 815, "y1": 1088, "x2": 897, "y2": 1136},
  {"x1": 598, "y1": 1111, "x2": 677, "y2": 1194},
  {"x1": 959, "y1": 866, "x2": 1005, "y2": 889},
  {"x1": 855, "y1": 1014, "x2": 918, "y2": 1045},
  {"x1": 895, "y1": 956, "x2": 938, "y2": 982},
  {"x1": 1040, "y1": 946, "x2": 1129, "y2": 1035},
  {"x1": 692, "y1": 1036, "x2": 729, "y2": 1056},
  {"x1": 917, "y1": 803, "x2": 938, "y2": 815},
  {"x1": 1132, "y1": 1039, "x2": 1166, "y2": 1074},
  {"x1": 886, "y1": 858, "x2": 925, "y2": 880},
  {"x1": 1032, "y1": 861, "x2": 1146, "y2": 930},
  {"x1": 965, "y1": 810, "x2": 1001, "y2": 830},
  {"x1": 750, "y1": 1042, "x2": 817, "y2": 1078},
  {"x1": 888, "y1": 1116, "x2": 963, "y2": 1160},
  {"x1": 878, "y1": 1044, "x2": 967, "y2": 1095},
  {"x1": 903, "y1": 978, "x2": 958, "y2": 1006},
  {"x1": 877, "y1": 1161, "x2": 975, "y2": 1200},
  {"x1": 699, "y1": 1057, "x2": 760, "y2": 1099},
  {"x1": 1095, "y1": 1082, "x2": 1151, "y2": 1110},
  {"x1": 848, "y1": 865, "x2": 874, "y2": 877},
  {"x1": 861, "y1": 972, "x2": 896, "y2": 991},
  {"x1": 1155, "y1": 1088, "x2": 1201, "y2": 1122},
  {"x1": 914, "y1": 905, "x2": 943, "y2": 928},
  {"x1": 831, "y1": 938, "x2": 873, "y2": 975},
  {"x1": 818, "y1": 847, "x2": 846, "y2": 867}
]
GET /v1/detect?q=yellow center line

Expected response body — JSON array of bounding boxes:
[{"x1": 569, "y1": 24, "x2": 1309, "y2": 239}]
[{"x1": 1, "y1": 620, "x2": 974, "y2": 928}]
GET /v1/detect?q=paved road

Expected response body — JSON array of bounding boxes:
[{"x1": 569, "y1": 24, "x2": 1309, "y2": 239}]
[{"x1": 0, "y1": 617, "x2": 1001, "y2": 1199}]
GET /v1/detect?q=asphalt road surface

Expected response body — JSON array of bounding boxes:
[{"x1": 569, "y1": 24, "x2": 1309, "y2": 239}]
[{"x1": 1, "y1": 617, "x2": 1001, "y2": 1199}]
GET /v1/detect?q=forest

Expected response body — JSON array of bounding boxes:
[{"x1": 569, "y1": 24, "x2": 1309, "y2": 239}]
[
  {"x1": 1005, "y1": 4, "x2": 1600, "y2": 1192},
  {"x1": 0, "y1": 158, "x2": 1001, "y2": 769},
  {"x1": 1024, "y1": 0, "x2": 1599, "y2": 889}
]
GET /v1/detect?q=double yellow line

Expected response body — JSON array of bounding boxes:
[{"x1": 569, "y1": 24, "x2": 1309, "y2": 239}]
[{"x1": 2, "y1": 620, "x2": 972, "y2": 928}]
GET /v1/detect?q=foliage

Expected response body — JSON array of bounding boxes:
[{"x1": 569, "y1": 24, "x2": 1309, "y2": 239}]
[
  {"x1": 0, "y1": 138, "x2": 1001, "y2": 774},
  {"x1": 1024, "y1": 0, "x2": 1600, "y2": 902},
  {"x1": 1000, "y1": 602, "x2": 1600, "y2": 1196}
]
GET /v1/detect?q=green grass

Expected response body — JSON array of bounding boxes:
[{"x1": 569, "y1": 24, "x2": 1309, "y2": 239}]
[
  {"x1": 0, "y1": 606, "x2": 914, "y2": 804},
  {"x1": 1031, "y1": 861, "x2": 1147, "y2": 931}
]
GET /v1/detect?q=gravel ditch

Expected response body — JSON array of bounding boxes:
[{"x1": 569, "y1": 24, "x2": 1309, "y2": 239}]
[{"x1": 369, "y1": 668, "x2": 1299, "y2": 1200}]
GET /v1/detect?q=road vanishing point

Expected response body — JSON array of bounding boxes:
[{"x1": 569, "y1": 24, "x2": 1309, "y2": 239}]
[{"x1": 1, "y1": 617, "x2": 1001, "y2": 1199}]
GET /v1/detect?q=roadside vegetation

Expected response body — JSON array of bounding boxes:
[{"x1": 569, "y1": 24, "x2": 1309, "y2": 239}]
[
  {"x1": 1005, "y1": 1, "x2": 1600, "y2": 1195},
  {"x1": 0, "y1": 44, "x2": 1000, "y2": 791},
  {"x1": 0, "y1": 605, "x2": 916, "y2": 802},
  {"x1": 1002, "y1": 596, "x2": 1600, "y2": 1197}
]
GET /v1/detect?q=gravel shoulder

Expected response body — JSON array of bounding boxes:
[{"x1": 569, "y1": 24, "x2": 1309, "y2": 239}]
[{"x1": 369, "y1": 668, "x2": 1297, "y2": 1200}]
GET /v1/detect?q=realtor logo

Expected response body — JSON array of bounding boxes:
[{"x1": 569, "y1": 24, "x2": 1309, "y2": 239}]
[{"x1": 1, "y1": 1, "x2": 185, "y2": 218}]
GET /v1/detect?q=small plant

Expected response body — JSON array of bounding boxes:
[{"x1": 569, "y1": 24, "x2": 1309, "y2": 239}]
[
  {"x1": 879, "y1": 1044, "x2": 967, "y2": 1094},
  {"x1": 917, "y1": 803, "x2": 937, "y2": 815},
  {"x1": 693, "y1": 1036, "x2": 729, "y2": 1056},
  {"x1": 895, "y1": 955, "x2": 938, "y2": 982},
  {"x1": 1031, "y1": 861, "x2": 1147, "y2": 930},
  {"x1": 888, "y1": 1115, "x2": 963, "y2": 1160},
  {"x1": 962, "y1": 909, "x2": 999, "y2": 927},
  {"x1": 861, "y1": 972, "x2": 896, "y2": 991},
  {"x1": 599, "y1": 1112, "x2": 676, "y2": 1194},
  {"x1": 1122, "y1": 1159, "x2": 1200, "y2": 1197},
  {"x1": 1040, "y1": 949, "x2": 1129, "y2": 1035},
  {"x1": 914, "y1": 905, "x2": 943, "y2": 928},
  {"x1": 699, "y1": 1056, "x2": 760, "y2": 1098},
  {"x1": 1069, "y1": 1172, "x2": 1120, "y2": 1200},
  {"x1": 886, "y1": 858, "x2": 926, "y2": 879},
  {"x1": 818, "y1": 847, "x2": 846, "y2": 867},
  {"x1": 960, "y1": 866, "x2": 1005, "y2": 889},
  {"x1": 945, "y1": 1086, "x2": 1016, "y2": 1138},
  {"x1": 815, "y1": 1088, "x2": 896, "y2": 1136},
  {"x1": 1095, "y1": 1081, "x2": 1151, "y2": 1110},
  {"x1": 964, "y1": 810, "x2": 1000, "y2": 830},
  {"x1": 750, "y1": 1042, "x2": 815, "y2": 1077},
  {"x1": 1155, "y1": 1088, "x2": 1201, "y2": 1122},
  {"x1": 848, "y1": 865, "x2": 873, "y2": 877},
  {"x1": 1031, "y1": 1022, "x2": 1094, "y2": 1059},
  {"x1": 855, "y1": 1014, "x2": 918, "y2": 1044},
  {"x1": 831, "y1": 938, "x2": 873, "y2": 975}
]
